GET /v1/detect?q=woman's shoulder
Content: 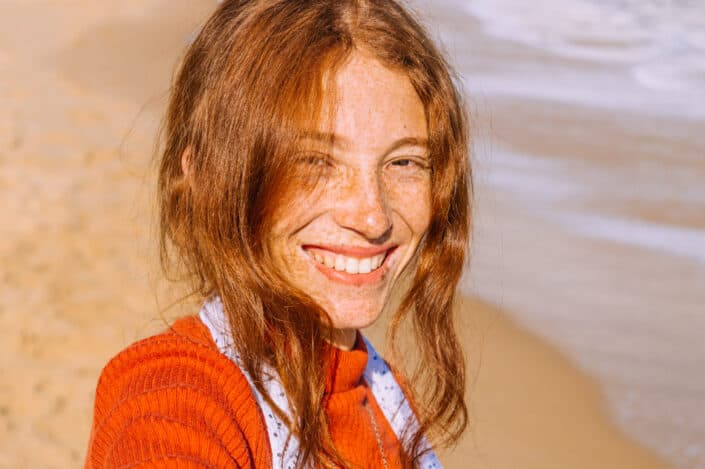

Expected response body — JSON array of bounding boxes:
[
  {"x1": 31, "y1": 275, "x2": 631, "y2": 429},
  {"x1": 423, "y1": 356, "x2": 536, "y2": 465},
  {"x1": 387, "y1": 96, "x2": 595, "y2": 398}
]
[
  {"x1": 94, "y1": 315, "x2": 240, "y2": 401},
  {"x1": 99, "y1": 315, "x2": 221, "y2": 371},
  {"x1": 85, "y1": 315, "x2": 270, "y2": 469}
]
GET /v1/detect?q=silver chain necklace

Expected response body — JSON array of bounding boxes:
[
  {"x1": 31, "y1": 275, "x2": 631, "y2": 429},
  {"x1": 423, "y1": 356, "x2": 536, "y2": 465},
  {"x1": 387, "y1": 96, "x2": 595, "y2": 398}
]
[{"x1": 363, "y1": 397, "x2": 390, "y2": 469}]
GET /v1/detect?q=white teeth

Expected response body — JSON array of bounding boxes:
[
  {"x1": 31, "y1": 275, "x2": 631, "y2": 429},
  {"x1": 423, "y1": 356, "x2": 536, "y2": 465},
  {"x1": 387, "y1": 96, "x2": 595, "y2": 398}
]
[
  {"x1": 358, "y1": 257, "x2": 371, "y2": 274},
  {"x1": 310, "y1": 250, "x2": 387, "y2": 274},
  {"x1": 334, "y1": 254, "x2": 346, "y2": 271},
  {"x1": 345, "y1": 257, "x2": 358, "y2": 274}
]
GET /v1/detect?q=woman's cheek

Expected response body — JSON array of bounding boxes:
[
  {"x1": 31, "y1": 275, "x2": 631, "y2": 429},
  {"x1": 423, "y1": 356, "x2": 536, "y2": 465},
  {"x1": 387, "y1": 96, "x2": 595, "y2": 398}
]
[{"x1": 387, "y1": 174, "x2": 432, "y2": 232}]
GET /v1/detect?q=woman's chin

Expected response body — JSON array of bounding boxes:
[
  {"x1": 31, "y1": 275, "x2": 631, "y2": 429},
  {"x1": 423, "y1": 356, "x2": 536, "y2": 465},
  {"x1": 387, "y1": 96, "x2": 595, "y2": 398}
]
[{"x1": 325, "y1": 304, "x2": 385, "y2": 332}]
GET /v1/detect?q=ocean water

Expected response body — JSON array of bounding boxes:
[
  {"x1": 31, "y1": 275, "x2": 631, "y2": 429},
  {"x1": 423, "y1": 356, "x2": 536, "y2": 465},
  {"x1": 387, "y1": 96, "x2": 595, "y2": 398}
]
[
  {"x1": 481, "y1": 146, "x2": 705, "y2": 267},
  {"x1": 437, "y1": 0, "x2": 705, "y2": 316},
  {"x1": 442, "y1": 0, "x2": 705, "y2": 276},
  {"x1": 464, "y1": 0, "x2": 705, "y2": 94},
  {"x1": 447, "y1": 0, "x2": 705, "y2": 120}
]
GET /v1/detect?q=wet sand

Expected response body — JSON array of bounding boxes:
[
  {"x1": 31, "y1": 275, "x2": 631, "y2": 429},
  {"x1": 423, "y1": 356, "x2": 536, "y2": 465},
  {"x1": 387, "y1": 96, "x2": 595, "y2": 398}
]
[{"x1": 0, "y1": 0, "x2": 682, "y2": 467}]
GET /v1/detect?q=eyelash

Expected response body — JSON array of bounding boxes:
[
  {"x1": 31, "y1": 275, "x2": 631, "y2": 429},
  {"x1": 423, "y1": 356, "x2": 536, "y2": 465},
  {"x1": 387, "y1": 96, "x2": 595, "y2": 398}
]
[
  {"x1": 298, "y1": 154, "x2": 430, "y2": 171},
  {"x1": 388, "y1": 157, "x2": 430, "y2": 170}
]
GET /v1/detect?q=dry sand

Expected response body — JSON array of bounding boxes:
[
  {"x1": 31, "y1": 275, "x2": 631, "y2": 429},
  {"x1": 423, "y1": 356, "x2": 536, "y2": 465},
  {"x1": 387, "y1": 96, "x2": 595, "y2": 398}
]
[{"x1": 0, "y1": 1, "x2": 677, "y2": 467}]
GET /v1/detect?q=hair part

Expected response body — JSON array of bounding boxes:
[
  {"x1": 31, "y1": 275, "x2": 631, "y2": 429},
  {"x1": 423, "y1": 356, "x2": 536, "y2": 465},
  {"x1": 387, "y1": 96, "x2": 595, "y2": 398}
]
[{"x1": 158, "y1": 1, "x2": 471, "y2": 467}]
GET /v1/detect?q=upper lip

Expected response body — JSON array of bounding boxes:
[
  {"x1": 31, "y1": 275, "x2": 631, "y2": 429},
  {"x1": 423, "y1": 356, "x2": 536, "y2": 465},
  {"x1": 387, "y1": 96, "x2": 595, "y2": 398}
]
[{"x1": 302, "y1": 244, "x2": 395, "y2": 258}]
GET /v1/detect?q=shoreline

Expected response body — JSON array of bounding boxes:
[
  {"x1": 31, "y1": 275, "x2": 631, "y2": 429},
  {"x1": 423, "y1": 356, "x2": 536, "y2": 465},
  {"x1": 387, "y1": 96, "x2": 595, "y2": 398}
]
[
  {"x1": 411, "y1": 1, "x2": 705, "y2": 465},
  {"x1": 451, "y1": 297, "x2": 674, "y2": 469},
  {"x1": 460, "y1": 46, "x2": 705, "y2": 468}
]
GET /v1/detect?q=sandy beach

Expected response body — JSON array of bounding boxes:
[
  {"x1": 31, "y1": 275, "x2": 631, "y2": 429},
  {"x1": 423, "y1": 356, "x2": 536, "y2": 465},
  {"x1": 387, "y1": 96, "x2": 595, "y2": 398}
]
[{"x1": 1, "y1": 0, "x2": 699, "y2": 467}]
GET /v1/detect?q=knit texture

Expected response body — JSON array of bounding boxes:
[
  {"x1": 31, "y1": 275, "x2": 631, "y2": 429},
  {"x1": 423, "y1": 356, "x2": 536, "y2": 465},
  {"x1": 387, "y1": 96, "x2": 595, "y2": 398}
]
[{"x1": 84, "y1": 316, "x2": 404, "y2": 468}]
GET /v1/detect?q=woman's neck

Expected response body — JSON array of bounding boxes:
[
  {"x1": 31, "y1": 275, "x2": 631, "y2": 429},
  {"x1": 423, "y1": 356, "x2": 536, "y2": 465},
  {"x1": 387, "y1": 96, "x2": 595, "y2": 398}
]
[{"x1": 329, "y1": 328, "x2": 357, "y2": 351}]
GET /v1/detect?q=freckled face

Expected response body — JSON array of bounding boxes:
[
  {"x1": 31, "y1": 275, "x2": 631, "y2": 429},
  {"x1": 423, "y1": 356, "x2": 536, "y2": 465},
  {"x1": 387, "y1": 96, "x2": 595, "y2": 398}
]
[{"x1": 268, "y1": 52, "x2": 431, "y2": 348}]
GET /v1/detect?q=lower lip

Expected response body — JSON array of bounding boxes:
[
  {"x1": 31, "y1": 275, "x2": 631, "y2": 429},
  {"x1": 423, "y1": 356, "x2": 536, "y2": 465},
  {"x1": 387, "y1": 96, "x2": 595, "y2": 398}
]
[{"x1": 304, "y1": 248, "x2": 395, "y2": 287}]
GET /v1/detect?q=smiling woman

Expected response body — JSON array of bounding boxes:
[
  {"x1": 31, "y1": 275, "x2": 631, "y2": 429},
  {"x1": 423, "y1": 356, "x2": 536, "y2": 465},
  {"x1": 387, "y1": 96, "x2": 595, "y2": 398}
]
[
  {"x1": 269, "y1": 51, "x2": 433, "y2": 349},
  {"x1": 84, "y1": 1, "x2": 471, "y2": 468}
]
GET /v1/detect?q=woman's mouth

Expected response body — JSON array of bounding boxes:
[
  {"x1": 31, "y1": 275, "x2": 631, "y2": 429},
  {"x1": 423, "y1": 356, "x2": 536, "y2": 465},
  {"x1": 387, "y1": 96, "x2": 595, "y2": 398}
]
[{"x1": 301, "y1": 245, "x2": 396, "y2": 285}]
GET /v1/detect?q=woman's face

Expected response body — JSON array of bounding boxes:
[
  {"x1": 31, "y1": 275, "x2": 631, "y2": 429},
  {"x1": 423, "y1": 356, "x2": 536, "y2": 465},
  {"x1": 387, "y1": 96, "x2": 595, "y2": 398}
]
[{"x1": 268, "y1": 52, "x2": 431, "y2": 348}]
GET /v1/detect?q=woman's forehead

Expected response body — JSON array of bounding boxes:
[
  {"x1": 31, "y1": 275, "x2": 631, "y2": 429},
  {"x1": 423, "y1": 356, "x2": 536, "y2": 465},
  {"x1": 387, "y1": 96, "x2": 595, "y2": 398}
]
[{"x1": 311, "y1": 52, "x2": 428, "y2": 154}]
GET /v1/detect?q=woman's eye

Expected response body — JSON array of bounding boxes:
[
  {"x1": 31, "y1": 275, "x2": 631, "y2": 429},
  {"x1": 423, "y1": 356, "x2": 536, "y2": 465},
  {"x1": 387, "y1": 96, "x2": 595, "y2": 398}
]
[
  {"x1": 389, "y1": 157, "x2": 429, "y2": 170},
  {"x1": 308, "y1": 156, "x2": 325, "y2": 165}
]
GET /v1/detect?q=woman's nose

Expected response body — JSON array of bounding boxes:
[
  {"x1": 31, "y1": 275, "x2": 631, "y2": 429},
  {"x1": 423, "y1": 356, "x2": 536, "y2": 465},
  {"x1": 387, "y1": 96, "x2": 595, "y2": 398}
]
[{"x1": 333, "y1": 170, "x2": 393, "y2": 242}]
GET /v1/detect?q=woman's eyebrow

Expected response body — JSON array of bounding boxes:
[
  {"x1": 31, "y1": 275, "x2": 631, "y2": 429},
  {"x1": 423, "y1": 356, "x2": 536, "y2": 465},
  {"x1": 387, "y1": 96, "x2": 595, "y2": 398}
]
[
  {"x1": 299, "y1": 132, "x2": 428, "y2": 154},
  {"x1": 382, "y1": 137, "x2": 429, "y2": 156}
]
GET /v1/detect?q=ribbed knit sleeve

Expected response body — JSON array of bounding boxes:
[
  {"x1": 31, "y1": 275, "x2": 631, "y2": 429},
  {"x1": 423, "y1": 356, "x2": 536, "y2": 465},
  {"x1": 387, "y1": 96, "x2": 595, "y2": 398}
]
[{"x1": 84, "y1": 317, "x2": 271, "y2": 469}]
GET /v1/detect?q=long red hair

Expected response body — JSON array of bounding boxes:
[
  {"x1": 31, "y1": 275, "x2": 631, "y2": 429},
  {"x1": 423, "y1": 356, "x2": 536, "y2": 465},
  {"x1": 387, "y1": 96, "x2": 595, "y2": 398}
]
[{"x1": 158, "y1": 1, "x2": 471, "y2": 467}]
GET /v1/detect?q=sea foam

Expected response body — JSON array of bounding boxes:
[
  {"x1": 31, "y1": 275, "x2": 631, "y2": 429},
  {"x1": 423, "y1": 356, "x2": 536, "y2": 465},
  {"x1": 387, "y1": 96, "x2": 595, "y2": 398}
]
[{"x1": 458, "y1": 0, "x2": 705, "y2": 114}]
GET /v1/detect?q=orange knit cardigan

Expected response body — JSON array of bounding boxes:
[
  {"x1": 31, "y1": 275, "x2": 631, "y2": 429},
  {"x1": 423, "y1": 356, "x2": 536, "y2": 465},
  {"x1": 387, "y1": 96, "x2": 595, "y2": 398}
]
[{"x1": 84, "y1": 315, "x2": 405, "y2": 468}]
